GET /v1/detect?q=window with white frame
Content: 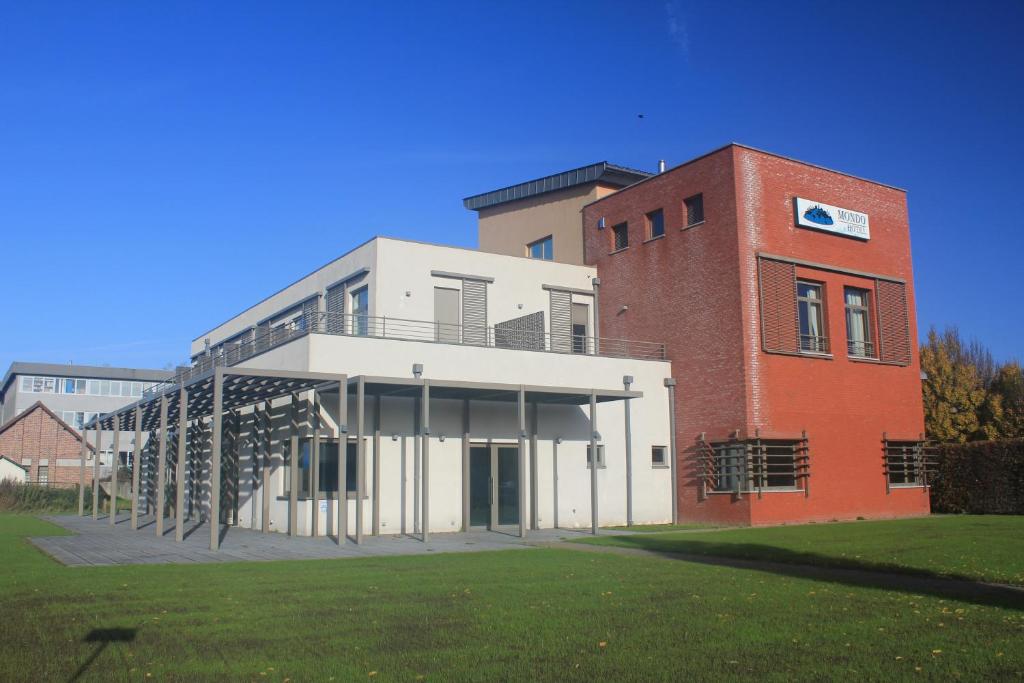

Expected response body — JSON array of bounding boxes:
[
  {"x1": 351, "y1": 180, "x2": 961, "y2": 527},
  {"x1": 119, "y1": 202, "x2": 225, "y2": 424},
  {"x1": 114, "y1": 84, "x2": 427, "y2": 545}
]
[
  {"x1": 350, "y1": 287, "x2": 369, "y2": 336},
  {"x1": 652, "y1": 445, "x2": 668, "y2": 467}
]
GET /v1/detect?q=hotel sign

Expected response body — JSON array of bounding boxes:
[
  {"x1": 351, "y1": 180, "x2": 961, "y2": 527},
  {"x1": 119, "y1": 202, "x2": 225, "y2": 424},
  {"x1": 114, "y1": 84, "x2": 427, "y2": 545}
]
[{"x1": 794, "y1": 197, "x2": 870, "y2": 240}]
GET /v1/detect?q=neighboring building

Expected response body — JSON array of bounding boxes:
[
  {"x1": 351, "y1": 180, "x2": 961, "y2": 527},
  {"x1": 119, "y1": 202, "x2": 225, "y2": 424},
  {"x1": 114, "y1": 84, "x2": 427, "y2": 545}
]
[
  {"x1": 0, "y1": 455, "x2": 28, "y2": 484},
  {"x1": 464, "y1": 162, "x2": 651, "y2": 266},
  {"x1": 0, "y1": 362, "x2": 174, "y2": 466},
  {"x1": 0, "y1": 402, "x2": 95, "y2": 486}
]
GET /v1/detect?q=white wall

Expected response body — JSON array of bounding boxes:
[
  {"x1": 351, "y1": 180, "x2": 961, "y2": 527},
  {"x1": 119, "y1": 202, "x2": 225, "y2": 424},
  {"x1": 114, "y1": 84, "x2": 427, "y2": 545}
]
[
  {"x1": 206, "y1": 333, "x2": 673, "y2": 535},
  {"x1": 0, "y1": 458, "x2": 27, "y2": 483}
]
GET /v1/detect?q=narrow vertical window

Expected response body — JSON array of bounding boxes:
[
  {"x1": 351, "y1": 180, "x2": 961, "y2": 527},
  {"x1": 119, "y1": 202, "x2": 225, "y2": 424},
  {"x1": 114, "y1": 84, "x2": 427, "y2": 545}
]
[
  {"x1": 350, "y1": 287, "x2": 369, "y2": 336},
  {"x1": 797, "y1": 281, "x2": 828, "y2": 353},
  {"x1": 527, "y1": 236, "x2": 553, "y2": 260},
  {"x1": 571, "y1": 303, "x2": 589, "y2": 354},
  {"x1": 646, "y1": 209, "x2": 664, "y2": 239},
  {"x1": 612, "y1": 222, "x2": 629, "y2": 250},
  {"x1": 684, "y1": 194, "x2": 704, "y2": 226},
  {"x1": 845, "y1": 287, "x2": 875, "y2": 358}
]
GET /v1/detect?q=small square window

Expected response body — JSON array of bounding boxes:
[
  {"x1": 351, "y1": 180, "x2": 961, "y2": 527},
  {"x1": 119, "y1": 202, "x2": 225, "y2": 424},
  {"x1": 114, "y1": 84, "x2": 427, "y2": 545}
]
[
  {"x1": 684, "y1": 194, "x2": 704, "y2": 226},
  {"x1": 586, "y1": 444, "x2": 606, "y2": 469},
  {"x1": 646, "y1": 209, "x2": 664, "y2": 239},
  {"x1": 527, "y1": 236, "x2": 553, "y2": 260},
  {"x1": 612, "y1": 223, "x2": 629, "y2": 251},
  {"x1": 652, "y1": 446, "x2": 668, "y2": 467}
]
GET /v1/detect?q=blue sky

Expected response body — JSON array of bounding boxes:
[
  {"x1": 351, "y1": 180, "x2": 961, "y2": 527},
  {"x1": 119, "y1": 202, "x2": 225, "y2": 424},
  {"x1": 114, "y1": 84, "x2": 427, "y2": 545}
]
[{"x1": 1, "y1": 0, "x2": 1021, "y2": 371}]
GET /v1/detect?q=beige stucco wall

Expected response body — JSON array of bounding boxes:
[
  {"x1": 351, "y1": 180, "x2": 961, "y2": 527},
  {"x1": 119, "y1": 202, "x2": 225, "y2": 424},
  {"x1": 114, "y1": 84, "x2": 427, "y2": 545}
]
[{"x1": 477, "y1": 183, "x2": 621, "y2": 265}]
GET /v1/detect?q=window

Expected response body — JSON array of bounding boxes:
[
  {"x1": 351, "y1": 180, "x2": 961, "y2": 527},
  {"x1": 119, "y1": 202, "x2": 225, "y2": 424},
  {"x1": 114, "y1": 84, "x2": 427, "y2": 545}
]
[
  {"x1": 63, "y1": 411, "x2": 86, "y2": 430},
  {"x1": 434, "y1": 287, "x2": 461, "y2": 343},
  {"x1": 797, "y1": 281, "x2": 828, "y2": 353},
  {"x1": 684, "y1": 194, "x2": 704, "y2": 226},
  {"x1": 710, "y1": 443, "x2": 745, "y2": 492},
  {"x1": 586, "y1": 444, "x2": 606, "y2": 469},
  {"x1": 706, "y1": 438, "x2": 809, "y2": 493},
  {"x1": 646, "y1": 209, "x2": 665, "y2": 239},
  {"x1": 350, "y1": 287, "x2": 369, "y2": 336},
  {"x1": 612, "y1": 222, "x2": 629, "y2": 250},
  {"x1": 284, "y1": 438, "x2": 362, "y2": 497},
  {"x1": 651, "y1": 445, "x2": 668, "y2": 467},
  {"x1": 884, "y1": 439, "x2": 937, "y2": 487},
  {"x1": 844, "y1": 287, "x2": 875, "y2": 358},
  {"x1": 21, "y1": 376, "x2": 57, "y2": 394},
  {"x1": 527, "y1": 236, "x2": 553, "y2": 260},
  {"x1": 37, "y1": 465, "x2": 48, "y2": 484},
  {"x1": 571, "y1": 303, "x2": 590, "y2": 354}
]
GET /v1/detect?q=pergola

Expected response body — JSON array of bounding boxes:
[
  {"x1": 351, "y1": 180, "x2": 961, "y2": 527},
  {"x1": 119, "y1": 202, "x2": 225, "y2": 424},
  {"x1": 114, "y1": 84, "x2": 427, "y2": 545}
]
[{"x1": 79, "y1": 366, "x2": 655, "y2": 552}]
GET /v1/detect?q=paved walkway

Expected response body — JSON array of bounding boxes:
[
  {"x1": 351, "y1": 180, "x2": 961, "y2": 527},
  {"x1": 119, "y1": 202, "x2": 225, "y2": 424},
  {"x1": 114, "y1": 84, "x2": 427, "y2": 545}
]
[{"x1": 31, "y1": 514, "x2": 628, "y2": 567}]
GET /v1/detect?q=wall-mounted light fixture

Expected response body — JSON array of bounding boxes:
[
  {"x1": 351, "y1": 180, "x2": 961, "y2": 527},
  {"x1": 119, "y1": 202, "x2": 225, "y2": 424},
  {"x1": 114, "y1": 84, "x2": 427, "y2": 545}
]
[
  {"x1": 412, "y1": 363, "x2": 423, "y2": 378},
  {"x1": 439, "y1": 434, "x2": 446, "y2": 442},
  {"x1": 391, "y1": 434, "x2": 399, "y2": 442},
  {"x1": 597, "y1": 217, "x2": 606, "y2": 230},
  {"x1": 555, "y1": 437, "x2": 563, "y2": 445}
]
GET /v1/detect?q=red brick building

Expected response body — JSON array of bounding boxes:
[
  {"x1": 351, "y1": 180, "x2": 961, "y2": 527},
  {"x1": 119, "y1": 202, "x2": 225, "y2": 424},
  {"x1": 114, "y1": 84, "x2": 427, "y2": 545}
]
[
  {"x1": 0, "y1": 401, "x2": 94, "y2": 487},
  {"x1": 580, "y1": 144, "x2": 927, "y2": 525}
]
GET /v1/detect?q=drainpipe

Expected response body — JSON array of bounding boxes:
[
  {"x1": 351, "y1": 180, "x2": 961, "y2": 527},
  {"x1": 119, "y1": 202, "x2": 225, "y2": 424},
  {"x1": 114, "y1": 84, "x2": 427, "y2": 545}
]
[
  {"x1": 623, "y1": 375, "x2": 634, "y2": 526},
  {"x1": 664, "y1": 378, "x2": 678, "y2": 524}
]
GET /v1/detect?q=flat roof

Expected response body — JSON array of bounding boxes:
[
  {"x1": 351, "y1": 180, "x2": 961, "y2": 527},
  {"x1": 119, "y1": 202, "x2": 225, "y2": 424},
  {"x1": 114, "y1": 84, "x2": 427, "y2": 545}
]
[
  {"x1": 463, "y1": 161, "x2": 652, "y2": 211},
  {"x1": 2, "y1": 362, "x2": 175, "y2": 396}
]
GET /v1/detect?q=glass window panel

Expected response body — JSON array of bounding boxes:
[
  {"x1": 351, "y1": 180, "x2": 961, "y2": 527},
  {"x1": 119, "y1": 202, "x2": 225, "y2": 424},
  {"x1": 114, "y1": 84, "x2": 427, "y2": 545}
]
[
  {"x1": 21, "y1": 376, "x2": 32, "y2": 391},
  {"x1": 100, "y1": 380, "x2": 111, "y2": 396},
  {"x1": 88, "y1": 380, "x2": 100, "y2": 395},
  {"x1": 647, "y1": 209, "x2": 664, "y2": 238}
]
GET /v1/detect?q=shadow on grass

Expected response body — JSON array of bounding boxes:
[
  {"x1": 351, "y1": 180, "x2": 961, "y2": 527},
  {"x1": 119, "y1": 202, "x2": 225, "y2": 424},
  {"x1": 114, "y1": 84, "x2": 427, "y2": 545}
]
[
  {"x1": 68, "y1": 627, "x2": 137, "y2": 682},
  {"x1": 574, "y1": 537, "x2": 1024, "y2": 612}
]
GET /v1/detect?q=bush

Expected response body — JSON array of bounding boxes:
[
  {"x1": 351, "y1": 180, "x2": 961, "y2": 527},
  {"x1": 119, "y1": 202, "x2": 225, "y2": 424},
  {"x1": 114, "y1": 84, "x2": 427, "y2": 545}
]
[
  {"x1": 930, "y1": 438, "x2": 1024, "y2": 514},
  {"x1": 0, "y1": 480, "x2": 90, "y2": 513}
]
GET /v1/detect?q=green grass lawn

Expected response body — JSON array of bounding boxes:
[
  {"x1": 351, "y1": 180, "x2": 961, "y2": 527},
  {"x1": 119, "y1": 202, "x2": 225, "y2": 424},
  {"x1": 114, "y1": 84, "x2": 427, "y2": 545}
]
[
  {"x1": 577, "y1": 516, "x2": 1024, "y2": 586},
  {"x1": 1, "y1": 514, "x2": 1022, "y2": 681}
]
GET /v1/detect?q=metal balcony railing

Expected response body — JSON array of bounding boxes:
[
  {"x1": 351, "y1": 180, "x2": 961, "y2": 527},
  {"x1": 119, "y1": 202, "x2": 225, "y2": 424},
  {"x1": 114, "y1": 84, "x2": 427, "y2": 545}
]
[
  {"x1": 146, "y1": 311, "x2": 667, "y2": 398},
  {"x1": 847, "y1": 340, "x2": 877, "y2": 359},
  {"x1": 799, "y1": 334, "x2": 830, "y2": 354}
]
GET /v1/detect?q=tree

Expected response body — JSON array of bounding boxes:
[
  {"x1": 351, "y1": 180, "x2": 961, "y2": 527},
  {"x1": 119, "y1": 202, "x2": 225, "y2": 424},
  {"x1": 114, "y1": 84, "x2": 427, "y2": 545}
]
[
  {"x1": 920, "y1": 327, "x2": 987, "y2": 442},
  {"x1": 989, "y1": 362, "x2": 1024, "y2": 438}
]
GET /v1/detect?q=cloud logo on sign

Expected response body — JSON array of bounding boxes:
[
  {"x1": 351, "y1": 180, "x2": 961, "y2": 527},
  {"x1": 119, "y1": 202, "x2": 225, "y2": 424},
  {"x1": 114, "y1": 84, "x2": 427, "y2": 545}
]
[{"x1": 803, "y1": 205, "x2": 834, "y2": 226}]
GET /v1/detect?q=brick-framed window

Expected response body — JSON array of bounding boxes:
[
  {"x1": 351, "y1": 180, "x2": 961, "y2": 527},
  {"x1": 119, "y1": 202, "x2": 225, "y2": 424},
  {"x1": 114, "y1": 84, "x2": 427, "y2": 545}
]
[
  {"x1": 612, "y1": 222, "x2": 629, "y2": 251},
  {"x1": 646, "y1": 209, "x2": 664, "y2": 239},
  {"x1": 797, "y1": 281, "x2": 829, "y2": 353},
  {"x1": 684, "y1": 194, "x2": 704, "y2": 226},
  {"x1": 844, "y1": 286, "x2": 876, "y2": 358}
]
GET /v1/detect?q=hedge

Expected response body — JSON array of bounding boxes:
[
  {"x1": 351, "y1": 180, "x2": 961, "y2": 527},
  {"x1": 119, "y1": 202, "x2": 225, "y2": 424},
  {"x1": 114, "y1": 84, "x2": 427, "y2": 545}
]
[{"x1": 930, "y1": 437, "x2": 1024, "y2": 514}]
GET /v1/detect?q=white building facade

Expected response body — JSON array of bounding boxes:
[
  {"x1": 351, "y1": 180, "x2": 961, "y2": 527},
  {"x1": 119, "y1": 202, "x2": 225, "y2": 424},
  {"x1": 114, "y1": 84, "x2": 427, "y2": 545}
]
[{"x1": 88, "y1": 238, "x2": 675, "y2": 547}]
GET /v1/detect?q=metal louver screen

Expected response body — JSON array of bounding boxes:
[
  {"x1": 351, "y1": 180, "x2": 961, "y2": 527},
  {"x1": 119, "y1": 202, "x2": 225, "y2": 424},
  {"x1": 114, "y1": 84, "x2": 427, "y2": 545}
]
[
  {"x1": 549, "y1": 289, "x2": 572, "y2": 353},
  {"x1": 758, "y1": 258, "x2": 799, "y2": 353},
  {"x1": 462, "y1": 279, "x2": 488, "y2": 345},
  {"x1": 876, "y1": 280, "x2": 911, "y2": 365},
  {"x1": 325, "y1": 284, "x2": 344, "y2": 334},
  {"x1": 255, "y1": 322, "x2": 270, "y2": 352},
  {"x1": 302, "y1": 297, "x2": 318, "y2": 329}
]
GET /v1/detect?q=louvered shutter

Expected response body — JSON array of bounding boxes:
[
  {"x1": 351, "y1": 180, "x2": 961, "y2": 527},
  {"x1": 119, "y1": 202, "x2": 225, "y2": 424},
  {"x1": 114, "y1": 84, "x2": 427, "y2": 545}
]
[
  {"x1": 876, "y1": 280, "x2": 911, "y2": 365},
  {"x1": 758, "y1": 258, "x2": 799, "y2": 353},
  {"x1": 549, "y1": 289, "x2": 572, "y2": 353},
  {"x1": 255, "y1": 321, "x2": 270, "y2": 352},
  {"x1": 302, "y1": 297, "x2": 318, "y2": 331},
  {"x1": 325, "y1": 284, "x2": 345, "y2": 334},
  {"x1": 462, "y1": 279, "x2": 488, "y2": 345}
]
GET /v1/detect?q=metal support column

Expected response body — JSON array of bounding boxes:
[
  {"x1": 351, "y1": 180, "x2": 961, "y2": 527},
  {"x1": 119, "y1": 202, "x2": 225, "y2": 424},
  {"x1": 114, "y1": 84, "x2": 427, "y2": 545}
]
[
  {"x1": 209, "y1": 369, "x2": 224, "y2": 551},
  {"x1": 175, "y1": 385, "x2": 188, "y2": 542},
  {"x1": 336, "y1": 377, "x2": 348, "y2": 545},
  {"x1": 552, "y1": 438, "x2": 559, "y2": 529},
  {"x1": 91, "y1": 422, "x2": 101, "y2": 519},
  {"x1": 110, "y1": 418, "x2": 120, "y2": 525},
  {"x1": 590, "y1": 391, "x2": 599, "y2": 535},
  {"x1": 289, "y1": 392, "x2": 299, "y2": 537},
  {"x1": 261, "y1": 400, "x2": 271, "y2": 533},
  {"x1": 517, "y1": 386, "x2": 527, "y2": 539},
  {"x1": 372, "y1": 394, "x2": 381, "y2": 536},
  {"x1": 665, "y1": 378, "x2": 679, "y2": 524},
  {"x1": 356, "y1": 377, "x2": 366, "y2": 544},
  {"x1": 461, "y1": 399, "x2": 470, "y2": 532},
  {"x1": 77, "y1": 423, "x2": 87, "y2": 516},
  {"x1": 421, "y1": 381, "x2": 430, "y2": 543},
  {"x1": 156, "y1": 395, "x2": 168, "y2": 536},
  {"x1": 529, "y1": 402, "x2": 538, "y2": 530},
  {"x1": 623, "y1": 375, "x2": 634, "y2": 527},
  {"x1": 131, "y1": 406, "x2": 141, "y2": 529},
  {"x1": 311, "y1": 393, "x2": 320, "y2": 537}
]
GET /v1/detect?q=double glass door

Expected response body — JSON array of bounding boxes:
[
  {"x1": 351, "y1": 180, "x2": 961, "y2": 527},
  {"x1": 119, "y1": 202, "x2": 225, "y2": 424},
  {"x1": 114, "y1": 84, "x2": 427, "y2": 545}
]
[{"x1": 469, "y1": 445, "x2": 519, "y2": 528}]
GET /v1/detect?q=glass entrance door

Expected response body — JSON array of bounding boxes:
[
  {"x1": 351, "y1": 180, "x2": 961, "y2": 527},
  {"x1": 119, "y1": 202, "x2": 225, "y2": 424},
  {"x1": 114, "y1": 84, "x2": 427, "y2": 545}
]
[
  {"x1": 469, "y1": 446, "x2": 491, "y2": 527},
  {"x1": 467, "y1": 445, "x2": 519, "y2": 529},
  {"x1": 496, "y1": 447, "x2": 519, "y2": 526}
]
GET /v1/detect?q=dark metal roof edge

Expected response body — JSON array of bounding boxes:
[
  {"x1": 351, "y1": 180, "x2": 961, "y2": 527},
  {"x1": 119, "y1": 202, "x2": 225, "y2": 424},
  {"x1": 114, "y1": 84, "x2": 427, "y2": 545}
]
[{"x1": 463, "y1": 161, "x2": 652, "y2": 211}]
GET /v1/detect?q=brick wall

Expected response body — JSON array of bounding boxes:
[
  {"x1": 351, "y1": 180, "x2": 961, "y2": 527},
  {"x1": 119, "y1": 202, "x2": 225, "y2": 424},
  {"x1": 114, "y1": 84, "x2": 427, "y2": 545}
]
[
  {"x1": 584, "y1": 144, "x2": 928, "y2": 525},
  {"x1": 0, "y1": 403, "x2": 93, "y2": 486}
]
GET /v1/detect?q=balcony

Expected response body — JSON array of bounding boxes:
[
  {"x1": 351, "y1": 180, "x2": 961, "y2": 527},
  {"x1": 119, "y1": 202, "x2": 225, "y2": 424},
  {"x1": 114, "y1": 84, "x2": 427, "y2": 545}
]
[{"x1": 152, "y1": 312, "x2": 666, "y2": 397}]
